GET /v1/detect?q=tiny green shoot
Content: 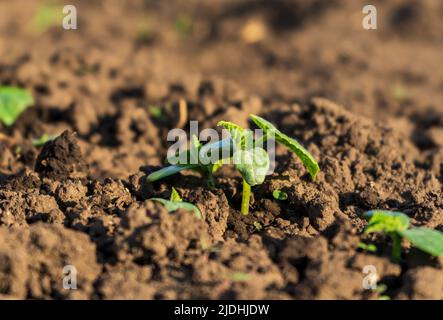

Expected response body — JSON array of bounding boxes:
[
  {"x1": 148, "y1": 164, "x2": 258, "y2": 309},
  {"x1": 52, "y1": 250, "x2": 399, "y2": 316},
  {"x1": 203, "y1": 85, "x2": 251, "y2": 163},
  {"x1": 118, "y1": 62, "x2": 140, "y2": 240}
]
[
  {"x1": 0, "y1": 86, "x2": 34, "y2": 126},
  {"x1": 357, "y1": 242, "x2": 377, "y2": 253},
  {"x1": 32, "y1": 133, "x2": 57, "y2": 147},
  {"x1": 151, "y1": 187, "x2": 201, "y2": 219},
  {"x1": 272, "y1": 190, "x2": 288, "y2": 201},
  {"x1": 148, "y1": 115, "x2": 319, "y2": 216},
  {"x1": 363, "y1": 210, "x2": 443, "y2": 260},
  {"x1": 253, "y1": 221, "x2": 263, "y2": 231}
]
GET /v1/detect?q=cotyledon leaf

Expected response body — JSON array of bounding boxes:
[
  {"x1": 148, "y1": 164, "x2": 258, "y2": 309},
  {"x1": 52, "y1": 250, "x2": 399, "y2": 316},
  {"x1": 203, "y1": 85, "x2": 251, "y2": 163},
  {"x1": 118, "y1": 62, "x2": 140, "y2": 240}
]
[
  {"x1": 233, "y1": 147, "x2": 270, "y2": 186},
  {"x1": 363, "y1": 210, "x2": 410, "y2": 234},
  {"x1": 250, "y1": 114, "x2": 319, "y2": 180},
  {"x1": 0, "y1": 86, "x2": 34, "y2": 126},
  {"x1": 151, "y1": 198, "x2": 202, "y2": 219},
  {"x1": 399, "y1": 227, "x2": 443, "y2": 257}
]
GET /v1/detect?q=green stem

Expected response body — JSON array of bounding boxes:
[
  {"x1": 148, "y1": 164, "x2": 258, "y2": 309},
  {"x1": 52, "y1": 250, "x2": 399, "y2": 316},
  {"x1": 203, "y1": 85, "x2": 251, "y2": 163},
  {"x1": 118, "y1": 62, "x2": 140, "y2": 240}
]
[
  {"x1": 390, "y1": 232, "x2": 402, "y2": 261},
  {"x1": 241, "y1": 179, "x2": 251, "y2": 215}
]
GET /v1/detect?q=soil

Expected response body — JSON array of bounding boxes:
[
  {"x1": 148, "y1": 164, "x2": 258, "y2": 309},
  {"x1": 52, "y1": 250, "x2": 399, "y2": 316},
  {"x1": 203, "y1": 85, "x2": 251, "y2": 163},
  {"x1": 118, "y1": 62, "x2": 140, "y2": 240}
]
[{"x1": 0, "y1": 0, "x2": 443, "y2": 299}]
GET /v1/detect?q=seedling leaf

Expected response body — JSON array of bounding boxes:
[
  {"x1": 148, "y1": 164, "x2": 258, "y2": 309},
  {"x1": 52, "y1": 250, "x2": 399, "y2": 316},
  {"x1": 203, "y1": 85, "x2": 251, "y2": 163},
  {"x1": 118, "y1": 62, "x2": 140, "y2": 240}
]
[
  {"x1": 363, "y1": 210, "x2": 410, "y2": 234},
  {"x1": 234, "y1": 147, "x2": 270, "y2": 186},
  {"x1": 272, "y1": 190, "x2": 288, "y2": 200},
  {"x1": 170, "y1": 187, "x2": 182, "y2": 202},
  {"x1": 32, "y1": 133, "x2": 57, "y2": 147},
  {"x1": 250, "y1": 114, "x2": 319, "y2": 180},
  {"x1": 400, "y1": 227, "x2": 443, "y2": 257},
  {"x1": 147, "y1": 164, "x2": 198, "y2": 182},
  {"x1": 151, "y1": 198, "x2": 202, "y2": 219},
  {"x1": 0, "y1": 87, "x2": 34, "y2": 126}
]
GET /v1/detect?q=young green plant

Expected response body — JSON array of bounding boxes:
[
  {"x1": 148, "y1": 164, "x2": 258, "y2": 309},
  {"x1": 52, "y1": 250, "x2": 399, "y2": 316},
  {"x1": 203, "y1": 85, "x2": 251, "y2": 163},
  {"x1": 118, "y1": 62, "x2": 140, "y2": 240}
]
[
  {"x1": 363, "y1": 210, "x2": 443, "y2": 260},
  {"x1": 148, "y1": 114, "x2": 319, "y2": 216},
  {"x1": 150, "y1": 187, "x2": 202, "y2": 219},
  {"x1": 147, "y1": 135, "x2": 231, "y2": 187},
  {"x1": 217, "y1": 114, "x2": 319, "y2": 215}
]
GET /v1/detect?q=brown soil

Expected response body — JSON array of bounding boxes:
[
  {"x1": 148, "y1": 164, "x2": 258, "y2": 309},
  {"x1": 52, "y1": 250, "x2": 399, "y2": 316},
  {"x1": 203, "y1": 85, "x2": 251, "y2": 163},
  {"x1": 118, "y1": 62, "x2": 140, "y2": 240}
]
[{"x1": 0, "y1": 0, "x2": 442, "y2": 299}]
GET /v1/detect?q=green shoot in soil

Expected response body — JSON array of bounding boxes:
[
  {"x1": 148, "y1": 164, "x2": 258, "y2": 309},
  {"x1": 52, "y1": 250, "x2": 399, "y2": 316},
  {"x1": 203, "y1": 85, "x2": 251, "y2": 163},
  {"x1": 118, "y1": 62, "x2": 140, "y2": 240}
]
[
  {"x1": 32, "y1": 133, "x2": 57, "y2": 147},
  {"x1": 150, "y1": 187, "x2": 201, "y2": 219},
  {"x1": 218, "y1": 114, "x2": 319, "y2": 215},
  {"x1": 363, "y1": 210, "x2": 443, "y2": 260},
  {"x1": 148, "y1": 115, "x2": 319, "y2": 216},
  {"x1": 0, "y1": 86, "x2": 34, "y2": 126},
  {"x1": 272, "y1": 190, "x2": 288, "y2": 200}
]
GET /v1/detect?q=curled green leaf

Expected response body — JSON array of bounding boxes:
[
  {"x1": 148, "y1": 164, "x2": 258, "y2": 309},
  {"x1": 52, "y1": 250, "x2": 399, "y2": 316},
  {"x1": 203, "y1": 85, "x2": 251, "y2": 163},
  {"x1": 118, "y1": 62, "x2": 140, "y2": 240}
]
[
  {"x1": 250, "y1": 114, "x2": 319, "y2": 180},
  {"x1": 170, "y1": 187, "x2": 182, "y2": 202},
  {"x1": 151, "y1": 198, "x2": 202, "y2": 219},
  {"x1": 272, "y1": 190, "x2": 288, "y2": 200}
]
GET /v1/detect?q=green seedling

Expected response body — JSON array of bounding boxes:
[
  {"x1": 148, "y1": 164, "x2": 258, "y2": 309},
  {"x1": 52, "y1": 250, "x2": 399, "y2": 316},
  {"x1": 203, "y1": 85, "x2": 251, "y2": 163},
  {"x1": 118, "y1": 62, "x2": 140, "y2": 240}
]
[
  {"x1": 272, "y1": 190, "x2": 288, "y2": 201},
  {"x1": 32, "y1": 133, "x2": 57, "y2": 147},
  {"x1": 0, "y1": 86, "x2": 34, "y2": 126},
  {"x1": 151, "y1": 187, "x2": 202, "y2": 219},
  {"x1": 363, "y1": 210, "x2": 443, "y2": 260},
  {"x1": 253, "y1": 221, "x2": 263, "y2": 231},
  {"x1": 148, "y1": 105, "x2": 164, "y2": 119},
  {"x1": 218, "y1": 114, "x2": 319, "y2": 215},
  {"x1": 148, "y1": 115, "x2": 319, "y2": 215},
  {"x1": 357, "y1": 242, "x2": 377, "y2": 253},
  {"x1": 148, "y1": 135, "x2": 231, "y2": 187}
]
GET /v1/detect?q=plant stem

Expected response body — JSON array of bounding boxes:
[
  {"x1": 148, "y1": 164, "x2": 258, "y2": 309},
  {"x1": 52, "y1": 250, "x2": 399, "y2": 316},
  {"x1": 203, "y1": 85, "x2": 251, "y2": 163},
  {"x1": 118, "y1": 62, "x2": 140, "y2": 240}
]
[
  {"x1": 390, "y1": 232, "x2": 402, "y2": 261},
  {"x1": 241, "y1": 179, "x2": 251, "y2": 215}
]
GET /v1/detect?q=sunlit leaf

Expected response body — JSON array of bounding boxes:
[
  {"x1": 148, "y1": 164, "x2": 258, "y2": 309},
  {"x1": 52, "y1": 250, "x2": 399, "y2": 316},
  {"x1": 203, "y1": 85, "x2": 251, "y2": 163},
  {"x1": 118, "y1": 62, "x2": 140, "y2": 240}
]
[
  {"x1": 363, "y1": 210, "x2": 410, "y2": 234},
  {"x1": 0, "y1": 87, "x2": 34, "y2": 126},
  {"x1": 400, "y1": 227, "x2": 443, "y2": 257},
  {"x1": 170, "y1": 187, "x2": 182, "y2": 202},
  {"x1": 250, "y1": 114, "x2": 319, "y2": 180},
  {"x1": 151, "y1": 198, "x2": 202, "y2": 219},
  {"x1": 272, "y1": 190, "x2": 288, "y2": 200}
]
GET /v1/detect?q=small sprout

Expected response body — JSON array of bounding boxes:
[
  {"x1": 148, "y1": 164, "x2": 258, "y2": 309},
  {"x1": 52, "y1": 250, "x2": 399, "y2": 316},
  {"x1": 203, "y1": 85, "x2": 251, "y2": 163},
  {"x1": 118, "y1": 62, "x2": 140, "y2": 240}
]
[
  {"x1": 148, "y1": 105, "x2": 164, "y2": 119},
  {"x1": 228, "y1": 272, "x2": 250, "y2": 282},
  {"x1": 0, "y1": 87, "x2": 34, "y2": 126},
  {"x1": 32, "y1": 133, "x2": 57, "y2": 147},
  {"x1": 272, "y1": 190, "x2": 288, "y2": 201},
  {"x1": 375, "y1": 283, "x2": 391, "y2": 300},
  {"x1": 357, "y1": 242, "x2": 377, "y2": 253},
  {"x1": 253, "y1": 221, "x2": 262, "y2": 231},
  {"x1": 219, "y1": 114, "x2": 319, "y2": 215},
  {"x1": 151, "y1": 187, "x2": 201, "y2": 219},
  {"x1": 170, "y1": 187, "x2": 182, "y2": 202},
  {"x1": 363, "y1": 210, "x2": 443, "y2": 260},
  {"x1": 148, "y1": 115, "x2": 319, "y2": 216}
]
